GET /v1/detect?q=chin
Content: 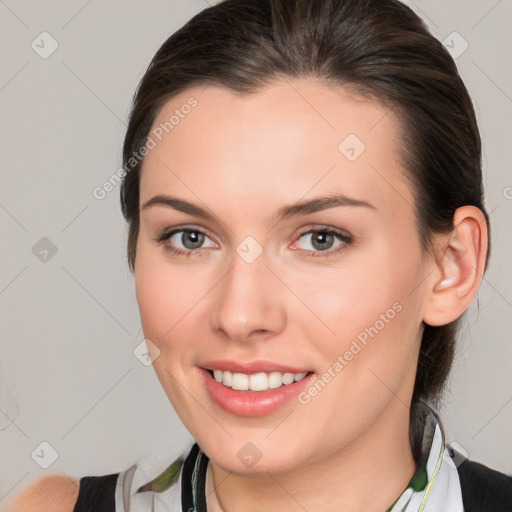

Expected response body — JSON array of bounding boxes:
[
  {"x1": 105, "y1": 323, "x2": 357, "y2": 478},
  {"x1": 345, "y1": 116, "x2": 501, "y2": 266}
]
[{"x1": 198, "y1": 434, "x2": 311, "y2": 475}]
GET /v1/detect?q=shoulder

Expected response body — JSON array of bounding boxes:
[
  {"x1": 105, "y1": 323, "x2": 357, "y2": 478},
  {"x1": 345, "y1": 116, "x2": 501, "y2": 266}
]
[
  {"x1": 9, "y1": 474, "x2": 80, "y2": 512},
  {"x1": 10, "y1": 472, "x2": 121, "y2": 512},
  {"x1": 8, "y1": 442, "x2": 195, "y2": 512},
  {"x1": 456, "y1": 456, "x2": 512, "y2": 512}
]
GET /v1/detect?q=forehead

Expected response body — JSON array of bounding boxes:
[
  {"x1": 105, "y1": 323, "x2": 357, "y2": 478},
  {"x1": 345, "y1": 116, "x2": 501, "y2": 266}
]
[{"x1": 139, "y1": 78, "x2": 414, "y2": 223}]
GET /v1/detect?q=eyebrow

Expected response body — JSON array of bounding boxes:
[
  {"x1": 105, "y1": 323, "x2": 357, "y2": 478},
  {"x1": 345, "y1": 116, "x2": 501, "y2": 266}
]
[{"x1": 140, "y1": 193, "x2": 376, "y2": 222}]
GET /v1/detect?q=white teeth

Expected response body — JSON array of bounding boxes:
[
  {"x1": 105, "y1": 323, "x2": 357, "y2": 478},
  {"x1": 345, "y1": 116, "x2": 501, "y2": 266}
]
[
  {"x1": 210, "y1": 369, "x2": 309, "y2": 391},
  {"x1": 282, "y1": 372, "x2": 295, "y2": 385},
  {"x1": 248, "y1": 373, "x2": 268, "y2": 391},
  {"x1": 223, "y1": 370, "x2": 233, "y2": 387},
  {"x1": 231, "y1": 373, "x2": 249, "y2": 391},
  {"x1": 268, "y1": 371, "x2": 283, "y2": 389}
]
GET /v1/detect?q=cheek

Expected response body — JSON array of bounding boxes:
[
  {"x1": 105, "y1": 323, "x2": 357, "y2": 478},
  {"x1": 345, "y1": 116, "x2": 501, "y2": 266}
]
[
  {"x1": 286, "y1": 254, "x2": 396, "y2": 343},
  {"x1": 134, "y1": 242, "x2": 221, "y2": 362},
  {"x1": 135, "y1": 258, "x2": 172, "y2": 343},
  {"x1": 134, "y1": 249, "x2": 205, "y2": 406},
  {"x1": 135, "y1": 245, "x2": 195, "y2": 345},
  {"x1": 292, "y1": 243, "x2": 422, "y2": 375}
]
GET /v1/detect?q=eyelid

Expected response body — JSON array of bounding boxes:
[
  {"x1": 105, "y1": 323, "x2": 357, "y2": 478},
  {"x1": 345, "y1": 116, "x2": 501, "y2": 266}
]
[
  {"x1": 154, "y1": 224, "x2": 218, "y2": 245},
  {"x1": 294, "y1": 224, "x2": 352, "y2": 239}
]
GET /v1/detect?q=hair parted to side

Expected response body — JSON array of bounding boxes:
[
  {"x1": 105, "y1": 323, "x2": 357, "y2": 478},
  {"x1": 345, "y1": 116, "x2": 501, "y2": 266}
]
[{"x1": 120, "y1": 0, "x2": 490, "y2": 420}]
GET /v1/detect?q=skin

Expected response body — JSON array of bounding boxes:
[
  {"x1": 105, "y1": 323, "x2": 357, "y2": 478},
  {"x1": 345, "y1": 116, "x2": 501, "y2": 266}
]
[
  {"x1": 133, "y1": 78, "x2": 487, "y2": 512},
  {"x1": 10, "y1": 475, "x2": 79, "y2": 512}
]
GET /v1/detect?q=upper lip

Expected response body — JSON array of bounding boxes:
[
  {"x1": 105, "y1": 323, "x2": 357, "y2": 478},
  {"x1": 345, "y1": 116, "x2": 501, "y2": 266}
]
[{"x1": 201, "y1": 359, "x2": 312, "y2": 374}]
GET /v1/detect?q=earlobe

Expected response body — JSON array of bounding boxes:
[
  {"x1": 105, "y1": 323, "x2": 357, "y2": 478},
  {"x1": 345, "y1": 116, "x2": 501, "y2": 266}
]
[{"x1": 423, "y1": 206, "x2": 488, "y2": 327}]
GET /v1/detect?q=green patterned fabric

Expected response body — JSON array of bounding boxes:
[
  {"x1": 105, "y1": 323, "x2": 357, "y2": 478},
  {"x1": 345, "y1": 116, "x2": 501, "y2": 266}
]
[
  {"x1": 385, "y1": 450, "x2": 430, "y2": 511},
  {"x1": 136, "y1": 455, "x2": 185, "y2": 493}
]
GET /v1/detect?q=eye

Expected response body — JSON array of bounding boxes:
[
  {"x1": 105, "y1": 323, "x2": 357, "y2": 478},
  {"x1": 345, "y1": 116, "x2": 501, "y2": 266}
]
[
  {"x1": 154, "y1": 225, "x2": 353, "y2": 258},
  {"x1": 155, "y1": 227, "x2": 217, "y2": 256},
  {"x1": 293, "y1": 227, "x2": 353, "y2": 257}
]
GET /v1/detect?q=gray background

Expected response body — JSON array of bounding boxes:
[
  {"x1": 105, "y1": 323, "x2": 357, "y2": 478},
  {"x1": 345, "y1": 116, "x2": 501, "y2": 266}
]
[{"x1": 1, "y1": 0, "x2": 511, "y2": 507}]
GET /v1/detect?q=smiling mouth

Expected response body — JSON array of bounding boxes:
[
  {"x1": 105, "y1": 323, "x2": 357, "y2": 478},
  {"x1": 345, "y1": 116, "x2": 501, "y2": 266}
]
[{"x1": 206, "y1": 369, "x2": 313, "y2": 392}]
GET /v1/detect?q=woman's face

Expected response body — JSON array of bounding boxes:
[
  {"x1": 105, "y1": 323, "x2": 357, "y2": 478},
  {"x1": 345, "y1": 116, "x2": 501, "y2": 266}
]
[{"x1": 135, "y1": 79, "x2": 435, "y2": 473}]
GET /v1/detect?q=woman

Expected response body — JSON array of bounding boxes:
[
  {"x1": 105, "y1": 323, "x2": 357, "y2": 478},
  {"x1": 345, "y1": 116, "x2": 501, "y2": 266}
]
[{"x1": 11, "y1": 0, "x2": 512, "y2": 510}]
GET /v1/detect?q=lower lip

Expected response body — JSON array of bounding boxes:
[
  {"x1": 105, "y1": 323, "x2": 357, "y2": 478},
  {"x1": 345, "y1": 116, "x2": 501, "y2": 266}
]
[{"x1": 200, "y1": 368, "x2": 314, "y2": 417}]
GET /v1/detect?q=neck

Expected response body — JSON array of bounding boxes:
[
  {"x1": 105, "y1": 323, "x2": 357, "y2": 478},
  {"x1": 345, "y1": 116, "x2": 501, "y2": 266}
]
[{"x1": 208, "y1": 401, "x2": 417, "y2": 512}]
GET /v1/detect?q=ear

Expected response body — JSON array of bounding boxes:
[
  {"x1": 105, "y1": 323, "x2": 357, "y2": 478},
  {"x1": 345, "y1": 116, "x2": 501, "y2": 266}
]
[{"x1": 422, "y1": 206, "x2": 489, "y2": 327}]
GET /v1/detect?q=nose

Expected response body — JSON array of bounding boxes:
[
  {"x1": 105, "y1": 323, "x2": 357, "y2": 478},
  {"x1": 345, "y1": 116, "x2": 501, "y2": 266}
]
[{"x1": 210, "y1": 248, "x2": 286, "y2": 343}]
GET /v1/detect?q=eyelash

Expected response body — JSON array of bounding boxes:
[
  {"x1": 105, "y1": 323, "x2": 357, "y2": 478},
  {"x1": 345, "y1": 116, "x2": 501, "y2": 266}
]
[{"x1": 154, "y1": 225, "x2": 354, "y2": 258}]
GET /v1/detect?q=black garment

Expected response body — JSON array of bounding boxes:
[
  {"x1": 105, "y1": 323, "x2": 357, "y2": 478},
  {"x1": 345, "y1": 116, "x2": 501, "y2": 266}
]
[
  {"x1": 457, "y1": 456, "x2": 512, "y2": 511},
  {"x1": 72, "y1": 473, "x2": 118, "y2": 512},
  {"x1": 73, "y1": 445, "x2": 512, "y2": 512}
]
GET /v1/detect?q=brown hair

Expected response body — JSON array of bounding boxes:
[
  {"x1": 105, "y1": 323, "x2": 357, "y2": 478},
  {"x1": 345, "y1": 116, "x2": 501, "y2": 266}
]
[{"x1": 120, "y1": 0, "x2": 490, "y2": 416}]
